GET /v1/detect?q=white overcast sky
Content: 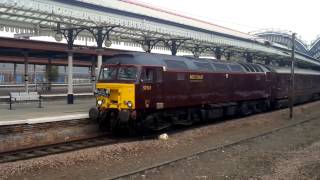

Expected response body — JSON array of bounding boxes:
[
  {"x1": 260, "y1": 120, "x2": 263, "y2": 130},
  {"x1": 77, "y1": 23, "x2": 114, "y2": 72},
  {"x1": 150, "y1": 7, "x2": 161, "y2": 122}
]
[{"x1": 138, "y1": 0, "x2": 318, "y2": 44}]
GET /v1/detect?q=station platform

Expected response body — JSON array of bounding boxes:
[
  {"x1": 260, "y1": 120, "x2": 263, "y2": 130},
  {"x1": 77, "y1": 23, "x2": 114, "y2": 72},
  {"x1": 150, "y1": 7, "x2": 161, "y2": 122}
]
[
  {"x1": 0, "y1": 93, "x2": 93, "y2": 103},
  {"x1": 0, "y1": 84, "x2": 93, "y2": 96},
  {"x1": 0, "y1": 98, "x2": 95, "y2": 126}
]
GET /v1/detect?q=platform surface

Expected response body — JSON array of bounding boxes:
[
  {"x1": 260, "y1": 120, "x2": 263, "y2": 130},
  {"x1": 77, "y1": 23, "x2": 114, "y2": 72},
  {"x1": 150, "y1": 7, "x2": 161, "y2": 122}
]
[{"x1": 0, "y1": 98, "x2": 95, "y2": 126}]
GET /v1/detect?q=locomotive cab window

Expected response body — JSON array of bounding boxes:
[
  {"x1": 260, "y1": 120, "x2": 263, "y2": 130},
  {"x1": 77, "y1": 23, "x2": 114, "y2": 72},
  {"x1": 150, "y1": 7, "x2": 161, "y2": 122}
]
[
  {"x1": 156, "y1": 68, "x2": 163, "y2": 83},
  {"x1": 99, "y1": 67, "x2": 117, "y2": 81},
  {"x1": 118, "y1": 67, "x2": 138, "y2": 80},
  {"x1": 99, "y1": 66, "x2": 137, "y2": 81},
  {"x1": 142, "y1": 68, "x2": 155, "y2": 83}
]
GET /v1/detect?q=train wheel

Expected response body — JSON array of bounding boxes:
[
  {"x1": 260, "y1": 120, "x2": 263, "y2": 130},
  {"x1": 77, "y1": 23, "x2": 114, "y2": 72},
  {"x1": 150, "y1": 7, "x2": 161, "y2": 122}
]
[
  {"x1": 109, "y1": 118, "x2": 119, "y2": 134},
  {"x1": 109, "y1": 111, "x2": 119, "y2": 134},
  {"x1": 127, "y1": 119, "x2": 137, "y2": 136},
  {"x1": 98, "y1": 112, "x2": 108, "y2": 131},
  {"x1": 260, "y1": 100, "x2": 271, "y2": 112},
  {"x1": 89, "y1": 107, "x2": 100, "y2": 121},
  {"x1": 240, "y1": 103, "x2": 252, "y2": 116}
]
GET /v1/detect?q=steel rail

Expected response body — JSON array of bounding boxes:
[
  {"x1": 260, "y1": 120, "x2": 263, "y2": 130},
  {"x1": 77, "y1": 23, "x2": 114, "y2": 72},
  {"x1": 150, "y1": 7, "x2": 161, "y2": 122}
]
[
  {"x1": 0, "y1": 136, "x2": 115, "y2": 163},
  {"x1": 105, "y1": 114, "x2": 320, "y2": 180}
]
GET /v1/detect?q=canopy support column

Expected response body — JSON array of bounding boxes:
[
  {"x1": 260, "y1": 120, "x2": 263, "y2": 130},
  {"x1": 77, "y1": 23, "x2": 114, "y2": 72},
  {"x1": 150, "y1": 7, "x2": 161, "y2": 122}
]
[
  {"x1": 13, "y1": 63, "x2": 17, "y2": 84},
  {"x1": 23, "y1": 50, "x2": 29, "y2": 93},
  {"x1": 67, "y1": 51, "x2": 74, "y2": 104},
  {"x1": 91, "y1": 56, "x2": 96, "y2": 92}
]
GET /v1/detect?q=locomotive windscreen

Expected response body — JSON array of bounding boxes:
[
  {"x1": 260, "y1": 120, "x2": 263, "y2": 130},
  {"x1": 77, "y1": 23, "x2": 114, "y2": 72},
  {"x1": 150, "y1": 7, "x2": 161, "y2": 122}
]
[{"x1": 98, "y1": 66, "x2": 138, "y2": 81}]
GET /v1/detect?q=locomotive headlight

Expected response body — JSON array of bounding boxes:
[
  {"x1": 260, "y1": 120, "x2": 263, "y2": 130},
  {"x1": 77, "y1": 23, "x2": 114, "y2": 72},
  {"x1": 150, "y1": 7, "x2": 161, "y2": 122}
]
[
  {"x1": 127, "y1": 101, "x2": 133, "y2": 108},
  {"x1": 105, "y1": 89, "x2": 110, "y2": 97},
  {"x1": 97, "y1": 100, "x2": 103, "y2": 106}
]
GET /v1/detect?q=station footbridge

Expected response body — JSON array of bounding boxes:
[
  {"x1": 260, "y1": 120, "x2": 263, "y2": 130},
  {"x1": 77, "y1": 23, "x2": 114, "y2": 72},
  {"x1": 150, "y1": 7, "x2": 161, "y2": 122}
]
[
  {"x1": 253, "y1": 29, "x2": 320, "y2": 61},
  {"x1": 0, "y1": 0, "x2": 319, "y2": 103}
]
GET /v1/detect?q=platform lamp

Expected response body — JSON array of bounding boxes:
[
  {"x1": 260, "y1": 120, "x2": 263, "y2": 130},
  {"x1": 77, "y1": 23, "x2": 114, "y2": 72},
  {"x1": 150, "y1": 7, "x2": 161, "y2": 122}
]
[
  {"x1": 54, "y1": 32, "x2": 63, "y2": 42},
  {"x1": 142, "y1": 44, "x2": 149, "y2": 52},
  {"x1": 53, "y1": 22, "x2": 87, "y2": 105},
  {"x1": 54, "y1": 23, "x2": 63, "y2": 42},
  {"x1": 193, "y1": 50, "x2": 201, "y2": 58},
  {"x1": 104, "y1": 39, "x2": 112, "y2": 47}
]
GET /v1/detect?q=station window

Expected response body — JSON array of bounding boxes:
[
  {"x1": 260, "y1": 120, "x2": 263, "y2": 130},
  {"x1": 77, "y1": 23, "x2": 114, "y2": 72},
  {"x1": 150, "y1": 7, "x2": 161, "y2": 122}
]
[{"x1": 0, "y1": 74, "x2": 4, "y2": 84}]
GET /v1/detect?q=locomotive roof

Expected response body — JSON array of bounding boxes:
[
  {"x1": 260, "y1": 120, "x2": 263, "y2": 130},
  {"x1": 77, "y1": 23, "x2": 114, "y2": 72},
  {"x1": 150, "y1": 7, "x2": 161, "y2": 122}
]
[{"x1": 104, "y1": 52, "x2": 269, "y2": 73}]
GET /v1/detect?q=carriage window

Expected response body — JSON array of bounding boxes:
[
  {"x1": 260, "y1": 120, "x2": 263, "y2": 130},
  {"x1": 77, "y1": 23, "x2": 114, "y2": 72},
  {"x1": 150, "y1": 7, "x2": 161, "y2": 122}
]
[{"x1": 143, "y1": 68, "x2": 155, "y2": 82}]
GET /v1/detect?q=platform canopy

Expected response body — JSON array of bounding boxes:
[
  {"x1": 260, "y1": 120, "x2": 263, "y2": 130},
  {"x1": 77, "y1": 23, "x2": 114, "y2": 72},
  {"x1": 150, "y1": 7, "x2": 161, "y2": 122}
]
[{"x1": 0, "y1": 0, "x2": 319, "y2": 66}]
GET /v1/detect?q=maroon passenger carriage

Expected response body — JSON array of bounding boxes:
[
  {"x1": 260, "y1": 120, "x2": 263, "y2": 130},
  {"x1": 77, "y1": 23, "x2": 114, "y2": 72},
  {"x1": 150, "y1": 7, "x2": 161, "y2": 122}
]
[{"x1": 91, "y1": 52, "x2": 320, "y2": 132}]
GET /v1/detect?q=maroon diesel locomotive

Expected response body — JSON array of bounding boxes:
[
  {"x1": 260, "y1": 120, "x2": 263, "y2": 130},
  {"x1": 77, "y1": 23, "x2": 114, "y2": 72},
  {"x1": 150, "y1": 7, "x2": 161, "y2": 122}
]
[{"x1": 90, "y1": 52, "x2": 320, "y2": 133}]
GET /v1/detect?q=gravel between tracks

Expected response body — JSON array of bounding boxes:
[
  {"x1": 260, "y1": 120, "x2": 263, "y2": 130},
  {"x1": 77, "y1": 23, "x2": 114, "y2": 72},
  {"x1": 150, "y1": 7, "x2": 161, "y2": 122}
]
[{"x1": 1, "y1": 101, "x2": 320, "y2": 180}]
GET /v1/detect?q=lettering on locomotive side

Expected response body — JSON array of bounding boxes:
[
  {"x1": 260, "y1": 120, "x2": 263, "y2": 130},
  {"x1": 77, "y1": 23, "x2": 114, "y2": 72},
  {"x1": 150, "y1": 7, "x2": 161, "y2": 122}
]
[
  {"x1": 189, "y1": 74, "x2": 204, "y2": 80},
  {"x1": 142, "y1": 85, "x2": 152, "y2": 91}
]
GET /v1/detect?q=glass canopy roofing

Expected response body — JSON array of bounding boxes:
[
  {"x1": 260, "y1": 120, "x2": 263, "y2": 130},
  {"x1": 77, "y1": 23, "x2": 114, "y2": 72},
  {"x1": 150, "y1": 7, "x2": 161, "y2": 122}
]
[{"x1": 0, "y1": 0, "x2": 319, "y2": 66}]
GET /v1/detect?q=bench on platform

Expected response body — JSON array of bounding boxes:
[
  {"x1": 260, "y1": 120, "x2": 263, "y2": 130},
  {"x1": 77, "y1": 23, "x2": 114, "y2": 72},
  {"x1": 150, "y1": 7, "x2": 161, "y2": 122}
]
[{"x1": 9, "y1": 92, "x2": 42, "y2": 110}]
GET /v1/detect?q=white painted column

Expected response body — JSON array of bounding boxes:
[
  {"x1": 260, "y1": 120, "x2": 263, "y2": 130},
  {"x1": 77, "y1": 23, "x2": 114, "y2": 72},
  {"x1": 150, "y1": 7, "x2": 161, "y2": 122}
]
[
  {"x1": 48, "y1": 56, "x2": 52, "y2": 91},
  {"x1": 97, "y1": 53, "x2": 103, "y2": 76},
  {"x1": 67, "y1": 51, "x2": 74, "y2": 104},
  {"x1": 13, "y1": 63, "x2": 17, "y2": 84},
  {"x1": 91, "y1": 57, "x2": 96, "y2": 92}
]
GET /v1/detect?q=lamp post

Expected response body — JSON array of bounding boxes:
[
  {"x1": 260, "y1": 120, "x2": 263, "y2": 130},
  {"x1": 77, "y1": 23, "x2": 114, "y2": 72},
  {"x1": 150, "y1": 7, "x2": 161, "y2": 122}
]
[
  {"x1": 54, "y1": 23, "x2": 86, "y2": 104},
  {"x1": 86, "y1": 26, "x2": 119, "y2": 89},
  {"x1": 289, "y1": 33, "x2": 296, "y2": 119},
  {"x1": 135, "y1": 37, "x2": 161, "y2": 53},
  {"x1": 162, "y1": 38, "x2": 190, "y2": 56},
  {"x1": 54, "y1": 23, "x2": 118, "y2": 104}
]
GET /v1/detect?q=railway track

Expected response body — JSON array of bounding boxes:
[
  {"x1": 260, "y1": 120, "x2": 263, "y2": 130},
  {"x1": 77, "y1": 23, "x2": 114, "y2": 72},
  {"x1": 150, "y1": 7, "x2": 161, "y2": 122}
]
[
  {"x1": 0, "y1": 136, "x2": 120, "y2": 163},
  {"x1": 0, "y1": 124, "x2": 157, "y2": 164},
  {"x1": 105, "y1": 114, "x2": 320, "y2": 180},
  {"x1": 1, "y1": 103, "x2": 318, "y2": 167}
]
